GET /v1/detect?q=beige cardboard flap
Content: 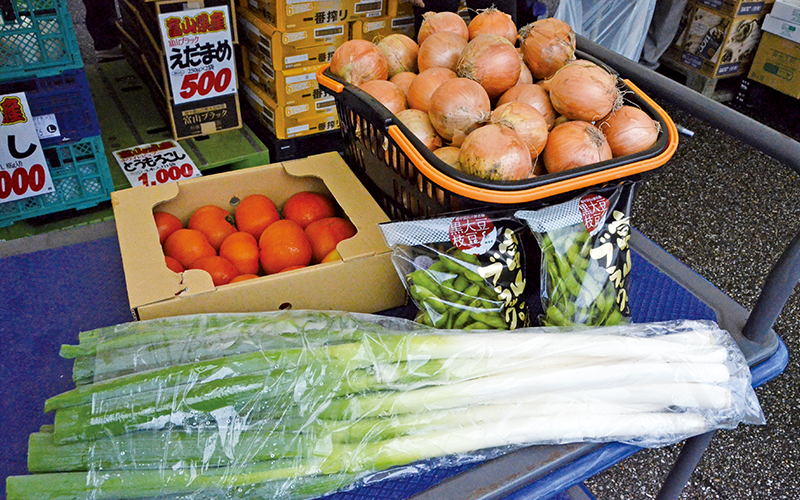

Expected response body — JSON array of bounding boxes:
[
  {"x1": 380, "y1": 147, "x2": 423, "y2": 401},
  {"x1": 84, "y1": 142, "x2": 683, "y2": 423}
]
[
  {"x1": 111, "y1": 183, "x2": 215, "y2": 309},
  {"x1": 283, "y1": 153, "x2": 391, "y2": 258}
]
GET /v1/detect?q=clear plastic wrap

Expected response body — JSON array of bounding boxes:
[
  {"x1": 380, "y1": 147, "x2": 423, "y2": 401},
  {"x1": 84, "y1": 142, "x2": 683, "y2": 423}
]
[
  {"x1": 554, "y1": 0, "x2": 658, "y2": 61},
  {"x1": 380, "y1": 211, "x2": 531, "y2": 330},
  {"x1": 516, "y1": 183, "x2": 635, "y2": 327},
  {"x1": 9, "y1": 311, "x2": 765, "y2": 500}
]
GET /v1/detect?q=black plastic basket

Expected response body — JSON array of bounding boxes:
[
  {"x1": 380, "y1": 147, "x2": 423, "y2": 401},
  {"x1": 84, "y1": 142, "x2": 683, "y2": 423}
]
[{"x1": 316, "y1": 51, "x2": 678, "y2": 220}]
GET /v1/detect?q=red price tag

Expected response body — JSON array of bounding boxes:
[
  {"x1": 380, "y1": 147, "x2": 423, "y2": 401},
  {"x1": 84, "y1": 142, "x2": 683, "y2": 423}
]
[
  {"x1": 178, "y1": 68, "x2": 233, "y2": 100},
  {"x1": 136, "y1": 163, "x2": 196, "y2": 186},
  {"x1": 0, "y1": 164, "x2": 48, "y2": 200}
]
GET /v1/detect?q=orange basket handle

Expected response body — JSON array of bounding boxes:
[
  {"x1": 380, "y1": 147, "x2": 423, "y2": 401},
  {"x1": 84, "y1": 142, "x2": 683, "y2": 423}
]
[
  {"x1": 316, "y1": 64, "x2": 343, "y2": 94},
  {"x1": 388, "y1": 79, "x2": 679, "y2": 205}
]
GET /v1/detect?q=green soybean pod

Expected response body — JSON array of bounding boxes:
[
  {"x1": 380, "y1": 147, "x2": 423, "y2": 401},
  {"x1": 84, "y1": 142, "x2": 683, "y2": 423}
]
[
  {"x1": 464, "y1": 321, "x2": 493, "y2": 331},
  {"x1": 409, "y1": 270, "x2": 442, "y2": 296},
  {"x1": 453, "y1": 308, "x2": 473, "y2": 329},
  {"x1": 453, "y1": 274, "x2": 471, "y2": 292},
  {"x1": 440, "y1": 255, "x2": 483, "y2": 282}
]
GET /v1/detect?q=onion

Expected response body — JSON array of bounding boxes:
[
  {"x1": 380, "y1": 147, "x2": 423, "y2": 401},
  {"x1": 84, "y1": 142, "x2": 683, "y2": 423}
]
[
  {"x1": 407, "y1": 67, "x2": 457, "y2": 112},
  {"x1": 359, "y1": 79, "x2": 408, "y2": 115},
  {"x1": 468, "y1": 7, "x2": 518, "y2": 44},
  {"x1": 330, "y1": 39, "x2": 389, "y2": 85},
  {"x1": 597, "y1": 105, "x2": 660, "y2": 157},
  {"x1": 396, "y1": 109, "x2": 443, "y2": 151},
  {"x1": 519, "y1": 18, "x2": 576, "y2": 79},
  {"x1": 417, "y1": 31, "x2": 468, "y2": 73},
  {"x1": 491, "y1": 101, "x2": 549, "y2": 160},
  {"x1": 516, "y1": 54, "x2": 533, "y2": 85},
  {"x1": 428, "y1": 77, "x2": 491, "y2": 145},
  {"x1": 456, "y1": 33, "x2": 521, "y2": 100},
  {"x1": 433, "y1": 146, "x2": 462, "y2": 169},
  {"x1": 390, "y1": 71, "x2": 417, "y2": 99},
  {"x1": 542, "y1": 120, "x2": 612, "y2": 174},
  {"x1": 377, "y1": 34, "x2": 419, "y2": 77},
  {"x1": 458, "y1": 124, "x2": 534, "y2": 181},
  {"x1": 418, "y1": 11, "x2": 469, "y2": 45},
  {"x1": 548, "y1": 60, "x2": 621, "y2": 122},
  {"x1": 496, "y1": 83, "x2": 557, "y2": 129}
]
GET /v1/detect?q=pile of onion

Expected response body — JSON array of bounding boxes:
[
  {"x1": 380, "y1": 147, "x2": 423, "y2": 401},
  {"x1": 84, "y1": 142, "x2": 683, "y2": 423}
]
[
  {"x1": 434, "y1": 146, "x2": 462, "y2": 169},
  {"x1": 542, "y1": 120, "x2": 612, "y2": 174},
  {"x1": 359, "y1": 80, "x2": 407, "y2": 115},
  {"x1": 390, "y1": 71, "x2": 417, "y2": 99},
  {"x1": 396, "y1": 109, "x2": 442, "y2": 151},
  {"x1": 377, "y1": 34, "x2": 419, "y2": 77},
  {"x1": 459, "y1": 124, "x2": 533, "y2": 181},
  {"x1": 468, "y1": 7, "x2": 518, "y2": 44},
  {"x1": 417, "y1": 11, "x2": 469, "y2": 45},
  {"x1": 597, "y1": 105, "x2": 660, "y2": 157},
  {"x1": 547, "y1": 60, "x2": 621, "y2": 122},
  {"x1": 329, "y1": 39, "x2": 389, "y2": 85},
  {"x1": 519, "y1": 17, "x2": 576, "y2": 80},
  {"x1": 496, "y1": 83, "x2": 558, "y2": 129},
  {"x1": 491, "y1": 101, "x2": 549, "y2": 160},
  {"x1": 428, "y1": 77, "x2": 491, "y2": 146},
  {"x1": 456, "y1": 33, "x2": 521, "y2": 100}
]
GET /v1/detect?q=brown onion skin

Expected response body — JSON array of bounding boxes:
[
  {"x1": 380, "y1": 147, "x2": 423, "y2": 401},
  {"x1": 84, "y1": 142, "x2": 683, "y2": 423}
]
[
  {"x1": 459, "y1": 124, "x2": 534, "y2": 181},
  {"x1": 519, "y1": 18, "x2": 576, "y2": 80},
  {"x1": 377, "y1": 34, "x2": 419, "y2": 77},
  {"x1": 359, "y1": 80, "x2": 408, "y2": 115},
  {"x1": 434, "y1": 146, "x2": 462, "y2": 169},
  {"x1": 390, "y1": 71, "x2": 417, "y2": 99},
  {"x1": 542, "y1": 120, "x2": 612, "y2": 174},
  {"x1": 428, "y1": 77, "x2": 492, "y2": 145},
  {"x1": 491, "y1": 101, "x2": 549, "y2": 160},
  {"x1": 407, "y1": 67, "x2": 458, "y2": 112},
  {"x1": 330, "y1": 39, "x2": 389, "y2": 86},
  {"x1": 547, "y1": 60, "x2": 620, "y2": 122},
  {"x1": 457, "y1": 33, "x2": 521, "y2": 100},
  {"x1": 418, "y1": 11, "x2": 469, "y2": 45},
  {"x1": 468, "y1": 7, "x2": 518, "y2": 44},
  {"x1": 597, "y1": 105, "x2": 659, "y2": 157},
  {"x1": 496, "y1": 83, "x2": 558, "y2": 129},
  {"x1": 396, "y1": 108, "x2": 443, "y2": 151},
  {"x1": 418, "y1": 31, "x2": 469, "y2": 73}
]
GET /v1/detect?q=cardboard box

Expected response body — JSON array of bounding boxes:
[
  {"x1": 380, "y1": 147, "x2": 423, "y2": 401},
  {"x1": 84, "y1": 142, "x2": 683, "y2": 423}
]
[
  {"x1": 244, "y1": 0, "x2": 380, "y2": 31},
  {"x1": 349, "y1": 15, "x2": 415, "y2": 40},
  {"x1": 237, "y1": 5, "x2": 345, "y2": 70},
  {"x1": 762, "y1": 12, "x2": 800, "y2": 41},
  {"x1": 664, "y1": 2, "x2": 768, "y2": 77},
  {"x1": 112, "y1": 152, "x2": 405, "y2": 320},
  {"x1": 240, "y1": 45, "x2": 331, "y2": 104},
  {"x1": 771, "y1": 0, "x2": 800, "y2": 22},
  {"x1": 694, "y1": 0, "x2": 775, "y2": 16},
  {"x1": 386, "y1": 0, "x2": 414, "y2": 17},
  {"x1": 241, "y1": 77, "x2": 339, "y2": 138},
  {"x1": 748, "y1": 30, "x2": 800, "y2": 96}
]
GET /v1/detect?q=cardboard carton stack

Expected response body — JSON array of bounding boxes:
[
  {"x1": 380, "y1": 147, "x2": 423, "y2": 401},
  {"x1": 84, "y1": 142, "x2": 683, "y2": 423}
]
[
  {"x1": 662, "y1": 0, "x2": 775, "y2": 79},
  {"x1": 118, "y1": 0, "x2": 243, "y2": 140},
  {"x1": 747, "y1": 0, "x2": 800, "y2": 97}
]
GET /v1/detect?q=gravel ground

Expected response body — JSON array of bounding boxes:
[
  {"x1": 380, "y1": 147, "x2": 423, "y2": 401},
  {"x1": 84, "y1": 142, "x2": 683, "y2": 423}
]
[{"x1": 66, "y1": 1, "x2": 800, "y2": 497}]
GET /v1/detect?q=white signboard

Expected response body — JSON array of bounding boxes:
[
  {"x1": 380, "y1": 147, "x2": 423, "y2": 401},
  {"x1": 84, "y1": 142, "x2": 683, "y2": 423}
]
[
  {"x1": 159, "y1": 6, "x2": 238, "y2": 106},
  {"x1": 113, "y1": 140, "x2": 201, "y2": 187},
  {"x1": 0, "y1": 92, "x2": 55, "y2": 203}
]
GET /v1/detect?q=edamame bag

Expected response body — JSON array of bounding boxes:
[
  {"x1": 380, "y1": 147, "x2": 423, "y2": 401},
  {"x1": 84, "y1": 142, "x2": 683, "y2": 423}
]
[
  {"x1": 380, "y1": 211, "x2": 530, "y2": 330},
  {"x1": 516, "y1": 183, "x2": 635, "y2": 327}
]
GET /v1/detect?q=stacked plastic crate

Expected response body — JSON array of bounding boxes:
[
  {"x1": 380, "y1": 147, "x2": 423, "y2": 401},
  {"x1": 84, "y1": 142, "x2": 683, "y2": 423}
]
[{"x1": 0, "y1": 0, "x2": 113, "y2": 227}]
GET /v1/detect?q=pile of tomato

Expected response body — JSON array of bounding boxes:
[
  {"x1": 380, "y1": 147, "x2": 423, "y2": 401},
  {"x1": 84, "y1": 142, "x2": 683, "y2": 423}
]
[{"x1": 154, "y1": 191, "x2": 357, "y2": 286}]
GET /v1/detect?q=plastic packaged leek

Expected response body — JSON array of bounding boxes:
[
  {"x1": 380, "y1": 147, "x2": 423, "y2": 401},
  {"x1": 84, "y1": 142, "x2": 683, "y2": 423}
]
[
  {"x1": 8, "y1": 311, "x2": 765, "y2": 500},
  {"x1": 516, "y1": 182, "x2": 636, "y2": 327},
  {"x1": 379, "y1": 211, "x2": 531, "y2": 330}
]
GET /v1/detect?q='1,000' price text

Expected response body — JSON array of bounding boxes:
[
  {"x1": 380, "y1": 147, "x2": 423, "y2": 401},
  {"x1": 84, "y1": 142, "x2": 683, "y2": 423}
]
[
  {"x1": 179, "y1": 68, "x2": 233, "y2": 100},
  {"x1": 0, "y1": 164, "x2": 47, "y2": 199},
  {"x1": 138, "y1": 164, "x2": 195, "y2": 186}
]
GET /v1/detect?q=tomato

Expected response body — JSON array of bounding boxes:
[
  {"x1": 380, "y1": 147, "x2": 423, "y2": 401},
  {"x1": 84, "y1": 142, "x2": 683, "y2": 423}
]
[
  {"x1": 304, "y1": 217, "x2": 357, "y2": 263},
  {"x1": 188, "y1": 204, "x2": 237, "y2": 252},
  {"x1": 189, "y1": 255, "x2": 241, "y2": 286},
  {"x1": 219, "y1": 231, "x2": 260, "y2": 276},
  {"x1": 235, "y1": 194, "x2": 280, "y2": 240},
  {"x1": 282, "y1": 191, "x2": 338, "y2": 229},
  {"x1": 163, "y1": 228, "x2": 216, "y2": 268},
  {"x1": 258, "y1": 219, "x2": 313, "y2": 274}
]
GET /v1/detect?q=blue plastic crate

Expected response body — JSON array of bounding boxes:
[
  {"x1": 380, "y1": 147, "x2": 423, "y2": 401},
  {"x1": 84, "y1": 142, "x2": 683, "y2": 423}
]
[
  {"x1": 0, "y1": 0, "x2": 83, "y2": 81},
  {"x1": 0, "y1": 135, "x2": 114, "y2": 227},
  {"x1": 0, "y1": 67, "x2": 101, "y2": 146}
]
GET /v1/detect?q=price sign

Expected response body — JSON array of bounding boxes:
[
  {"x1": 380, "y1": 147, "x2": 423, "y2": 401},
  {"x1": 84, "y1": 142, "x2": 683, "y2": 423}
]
[
  {"x1": 0, "y1": 92, "x2": 55, "y2": 203},
  {"x1": 113, "y1": 140, "x2": 201, "y2": 187},
  {"x1": 159, "y1": 6, "x2": 237, "y2": 106}
]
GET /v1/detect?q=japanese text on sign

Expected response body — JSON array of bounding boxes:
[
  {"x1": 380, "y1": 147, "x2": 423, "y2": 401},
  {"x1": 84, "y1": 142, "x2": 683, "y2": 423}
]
[
  {"x1": 0, "y1": 93, "x2": 55, "y2": 203},
  {"x1": 159, "y1": 7, "x2": 238, "y2": 105},
  {"x1": 113, "y1": 140, "x2": 200, "y2": 187}
]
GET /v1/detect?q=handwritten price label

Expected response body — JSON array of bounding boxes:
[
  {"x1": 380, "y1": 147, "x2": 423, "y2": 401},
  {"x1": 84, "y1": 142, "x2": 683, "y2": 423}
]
[
  {"x1": 113, "y1": 141, "x2": 201, "y2": 188},
  {"x1": 0, "y1": 163, "x2": 48, "y2": 200}
]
